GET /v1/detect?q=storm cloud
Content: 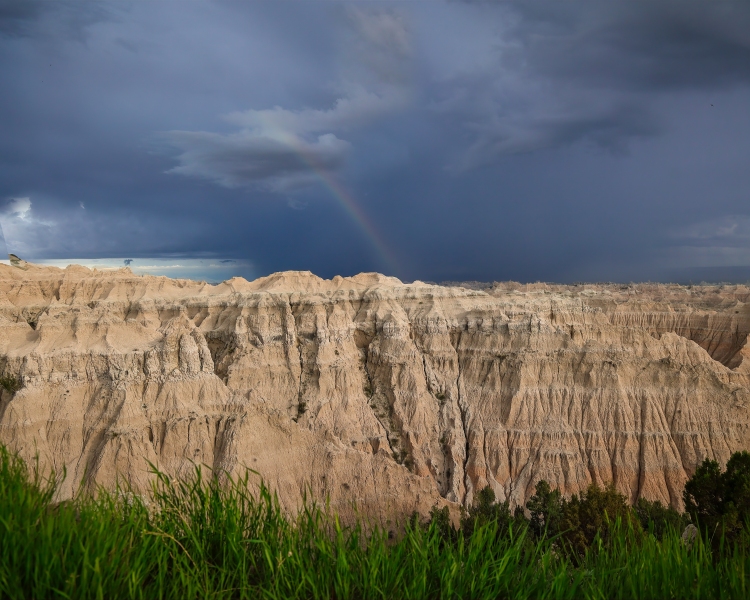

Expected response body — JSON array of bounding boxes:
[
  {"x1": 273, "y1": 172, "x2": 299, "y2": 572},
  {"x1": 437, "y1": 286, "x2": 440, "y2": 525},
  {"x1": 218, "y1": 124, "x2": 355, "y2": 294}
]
[
  {"x1": 1, "y1": 0, "x2": 749, "y2": 282},
  {"x1": 436, "y1": 0, "x2": 750, "y2": 168},
  {"x1": 164, "y1": 87, "x2": 407, "y2": 190}
]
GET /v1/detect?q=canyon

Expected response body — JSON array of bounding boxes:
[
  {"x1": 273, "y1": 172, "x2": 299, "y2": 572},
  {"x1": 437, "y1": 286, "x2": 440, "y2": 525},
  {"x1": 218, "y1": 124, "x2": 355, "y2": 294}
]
[{"x1": 1, "y1": 260, "x2": 749, "y2": 523}]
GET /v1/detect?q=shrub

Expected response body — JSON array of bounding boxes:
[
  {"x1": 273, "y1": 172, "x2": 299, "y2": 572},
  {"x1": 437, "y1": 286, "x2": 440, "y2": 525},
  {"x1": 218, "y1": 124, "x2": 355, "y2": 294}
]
[
  {"x1": 425, "y1": 505, "x2": 456, "y2": 547},
  {"x1": 684, "y1": 458, "x2": 724, "y2": 530},
  {"x1": 461, "y1": 485, "x2": 526, "y2": 540},
  {"x1": 527, "y1": 480, "x2": 564, "y2": 539},
  {"x1": 0, "y1": 375, "x2": 21, "y2": 395},
  {"x1": 723, "y1": 452, "x2": 750, "y2": 536},
  {"x1": 559, "y1": 482, "x2": 642, "y2": 557},
  {"x1": 684, "y1": 451, "x2": 750, "y2": 545},
  {"x1": 634, "y1": 497, "x2": 688, "y2": 540}
]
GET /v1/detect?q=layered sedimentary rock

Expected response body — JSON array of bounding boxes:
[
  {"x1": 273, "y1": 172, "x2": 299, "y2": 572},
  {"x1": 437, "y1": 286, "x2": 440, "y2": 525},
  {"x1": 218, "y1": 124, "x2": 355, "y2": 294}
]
[{"x1": 1, "y1": 262, "x2": 749, "y2": 522}]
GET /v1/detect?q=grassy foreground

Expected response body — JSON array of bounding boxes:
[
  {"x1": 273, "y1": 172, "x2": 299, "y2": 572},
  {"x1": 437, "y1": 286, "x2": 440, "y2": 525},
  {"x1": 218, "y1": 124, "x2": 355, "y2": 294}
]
[{"x1": 0, "y1": 446, "x2": 748, "y2": 599}]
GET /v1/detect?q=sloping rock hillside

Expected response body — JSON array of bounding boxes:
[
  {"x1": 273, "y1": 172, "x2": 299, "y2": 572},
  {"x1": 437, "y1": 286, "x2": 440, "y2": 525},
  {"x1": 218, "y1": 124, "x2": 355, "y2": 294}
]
[{"x1": 1, "y1": 261, "x2": 749, "y2": 522}]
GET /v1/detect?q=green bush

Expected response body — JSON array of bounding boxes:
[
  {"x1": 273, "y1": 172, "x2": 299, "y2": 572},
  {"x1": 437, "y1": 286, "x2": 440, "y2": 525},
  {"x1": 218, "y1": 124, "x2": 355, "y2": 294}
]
[
  {"x1": 527, "y1": 480, "x2": 564, "y2": 539},
  {"x1": 461, "y1": 486, "x2": 528, "y2": 543},
  {"x1": 424, "y1": 504, "x2": 456, "y2": 547},
  {"x1": 0, "y1": 375, "x2": 21, "y2": 394},
  {"x1": 559, "y1": 482, "x2": 642, "y2": 557},
  {"x1": 684, "y1": 451, "x2": 750, "y2": 546},
  {"x1": 634, "y1": 497, "x2": 688, "y2": 540}
]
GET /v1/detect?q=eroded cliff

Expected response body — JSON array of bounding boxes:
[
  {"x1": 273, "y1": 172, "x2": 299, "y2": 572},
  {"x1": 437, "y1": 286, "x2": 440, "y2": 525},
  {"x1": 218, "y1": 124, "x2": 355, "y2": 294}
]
[{"x1": 1, "y1": 262, "x2": 749, "y2": 522}]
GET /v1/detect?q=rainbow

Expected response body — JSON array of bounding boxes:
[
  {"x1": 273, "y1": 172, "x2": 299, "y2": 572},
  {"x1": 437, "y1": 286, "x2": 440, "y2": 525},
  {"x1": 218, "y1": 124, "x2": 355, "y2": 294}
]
[
  {"x1": 311, "y1": 169, "x2": 400, "y2": 276},
  {"x1": 266, "y1": 126, "x2": 401, "y2": 276}
]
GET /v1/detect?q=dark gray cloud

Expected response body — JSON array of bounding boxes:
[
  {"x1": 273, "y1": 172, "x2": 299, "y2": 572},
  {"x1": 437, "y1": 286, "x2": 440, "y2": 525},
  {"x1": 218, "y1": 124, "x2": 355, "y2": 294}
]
[
  {"x1": 0, "y1": 0, "x2": 42, "y2": 35},
  {"x1": 344, "y1": 6, "x2": 413, "y2": 85},
  {"x1": 435, "y1": 0, "x2": 750, "y2": 168},
  {"x1": 163, "y1": 86, "x2": 407, "y2": 190},
  {"x1": 665, "y1": 215, "x2": 750, "y2": 268},
  {"x1": 0, "y1": 0, "x2": 749, "y2": 283},
  {"x1": 0, "y1": 0, "x2": 112, "y2": 40},
  {"x1": 164, "y1": 129, "x2": 350, "y2": 191},
  {"x1": 500, "y1": 0, "x2": 750, "y2": 90},
  {"x1": 161, "y1": 6, "x2": 412, "y2": 192}
]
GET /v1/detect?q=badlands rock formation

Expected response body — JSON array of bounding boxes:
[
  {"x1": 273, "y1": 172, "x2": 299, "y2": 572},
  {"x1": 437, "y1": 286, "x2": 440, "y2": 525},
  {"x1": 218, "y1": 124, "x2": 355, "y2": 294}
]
[{"x1": 1, "y1": 261, "x2": 749, "y2": 522}]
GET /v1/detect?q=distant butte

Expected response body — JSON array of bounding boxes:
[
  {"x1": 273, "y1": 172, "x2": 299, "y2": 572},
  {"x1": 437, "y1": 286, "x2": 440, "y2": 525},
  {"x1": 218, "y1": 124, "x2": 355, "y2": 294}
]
[{"x1": 1, "y1": 261, "x2": 749, "y2": 524}]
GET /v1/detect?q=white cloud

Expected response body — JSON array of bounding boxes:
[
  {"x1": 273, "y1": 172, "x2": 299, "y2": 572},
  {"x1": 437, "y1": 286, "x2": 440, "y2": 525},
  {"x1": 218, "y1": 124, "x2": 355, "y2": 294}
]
[
  {"x1": 0, "y1": 198, "x2": 55, "y2": 257},
  {"x1": 224, "y1": 86, "x2": 405, "y2": 135},
  {"x1": 5, "y1": 197, "x2": 31, "y2": 219}
]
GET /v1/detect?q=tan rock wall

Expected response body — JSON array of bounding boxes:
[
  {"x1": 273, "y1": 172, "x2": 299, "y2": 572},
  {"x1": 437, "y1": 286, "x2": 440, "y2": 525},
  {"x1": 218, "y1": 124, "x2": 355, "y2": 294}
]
[{"x1": 1, "y1": 263, "x2": 749, "y2": 523}]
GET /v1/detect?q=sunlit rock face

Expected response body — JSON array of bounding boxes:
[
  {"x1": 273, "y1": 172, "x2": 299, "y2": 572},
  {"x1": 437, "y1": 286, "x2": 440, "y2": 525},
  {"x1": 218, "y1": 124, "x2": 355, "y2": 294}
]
[{"x1": 1, "y1": 263, "x2": 749, "y2": 522}]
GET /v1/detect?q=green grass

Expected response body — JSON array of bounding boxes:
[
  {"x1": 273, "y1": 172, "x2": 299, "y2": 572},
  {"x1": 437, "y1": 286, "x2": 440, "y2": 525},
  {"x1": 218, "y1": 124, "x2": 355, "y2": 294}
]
[{"x1": 0, "y1": 444, "x2": 748, "y2": 599}]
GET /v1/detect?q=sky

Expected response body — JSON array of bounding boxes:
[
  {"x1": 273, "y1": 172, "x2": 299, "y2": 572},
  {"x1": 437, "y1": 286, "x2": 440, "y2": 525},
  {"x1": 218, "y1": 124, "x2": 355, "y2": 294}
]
[{"x1": 1, "y1": 0, "x2": 749, "y2": 284}]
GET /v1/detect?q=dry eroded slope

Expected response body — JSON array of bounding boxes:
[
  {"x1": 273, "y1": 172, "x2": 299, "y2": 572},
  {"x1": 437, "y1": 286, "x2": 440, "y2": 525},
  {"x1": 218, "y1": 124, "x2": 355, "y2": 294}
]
[{"x1": 1, "y1": 262, "x2": 749, "y2": 521}]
